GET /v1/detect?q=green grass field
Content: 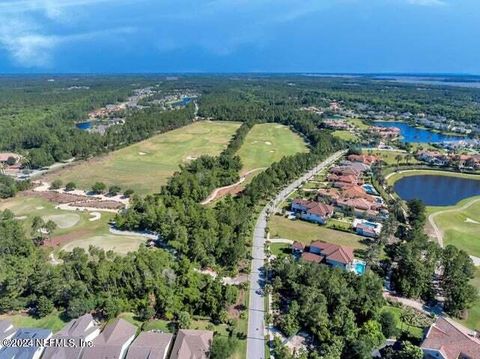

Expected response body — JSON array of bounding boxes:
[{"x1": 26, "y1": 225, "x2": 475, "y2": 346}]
[
  {"x1": 0, "y1": 195, "x2": 146, "y2": 255},
  {"x1": 459, "y1": 268, "x2": 480, "y2": 331},
  {"x1": 269, "y1": 215, "x2": 365, "y2": 249},
  {"x1": 0, "y1": 311, "x2": 67, "y2": 332},
  {"x1": 237, "y1": 123, "x2": 308, "y2": 174},
  {"x1": 347, "y1": 118, "x2": 370, "y2": 130},
  {"x1": 332, "y1": 130, "x2": 359, "y2": 142},
  {"x1": 380, "y1": 306, "x2": 426, "y2": 340},
  {"x1": 363, "y1": 150, "x2": 420, "y2": 167},
  {"x1": 426, "y1": 195, "x2": 480, "y2": 257},
  {"x1": 46, "y1": 121, "x2": 241, "y2": 194}
]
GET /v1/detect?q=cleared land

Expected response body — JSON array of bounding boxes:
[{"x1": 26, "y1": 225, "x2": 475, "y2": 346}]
[
  {"x1": 269, "y1": 215, "x2": 366, "y2": 249},
  {"x1": 332, "y1": 130, "x2": 359, "y2": 142},
  {"x1": 0, "y1": 195, "x2": 146, "y2": 255},
  {"x1": 426, "y1": 195, "x2": 480, "y2": 257},
  {"x1": 237, "y1": 123, "x2": 308, "y2": 174},
  {"x1": 46, "y1": 121, "x2": 241, "y2": 194}
]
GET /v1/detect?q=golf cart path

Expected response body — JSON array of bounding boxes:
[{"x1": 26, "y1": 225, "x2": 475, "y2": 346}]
[{"x1": 428, "y1": 197, "x2": 480, "y2": 266}]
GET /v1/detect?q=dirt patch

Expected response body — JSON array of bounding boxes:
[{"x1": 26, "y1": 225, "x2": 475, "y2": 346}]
[
  {"x1": 185, "y1": 155, "x2": 197, "y2": 161},
  {"x1": 47, "y1": 229, "x2": 91, "y2": 247},
  {"x1": 228, "y1": 289, "x2": 246, "y2": 319},
  {"x1": 25, "y1": 190, "x2": 124, "y2": 210},
  {"x1": 15, "y1": 216, "x2": 27, "y2": 220},
  {"x1": 26, "y1": 190, "x2": 90, "y2": 204}
]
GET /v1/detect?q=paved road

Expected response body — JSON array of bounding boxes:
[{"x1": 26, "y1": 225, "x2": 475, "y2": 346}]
[{"x1": 246, "y1": 150, "x2": 346, "y2": 359}]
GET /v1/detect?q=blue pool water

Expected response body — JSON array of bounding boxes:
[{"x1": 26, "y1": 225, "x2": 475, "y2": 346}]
[
  {"x1": 76, "y1": 121, "x2": 92, "y2": 130},
  {"x1": 363, "y1": 184, "x2": 378, "y2": 195},
  {"x1": 354, "y1": 262, "x2": 366, "y2": 275},
  {"x1": 375, "y1": 121, "x2": 465, "y2": 143}
]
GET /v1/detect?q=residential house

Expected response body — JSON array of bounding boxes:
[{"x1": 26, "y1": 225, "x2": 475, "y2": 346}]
[
  {"x1": 309, "y1": 242, "x2": 355, "y2": 270},
  {"x1": 291, "y1": 199, "x2": 334, "y2": 224},
  {"x1": 42, "y1": 314, "x2": 101, "y2": 359},
  {"x1": 300, "y1": 252, "x2": 323, "y2": 263},
  {"x1": 421, "y1": 317, "x2": 480, "y2": 359},
  {"x1": 126, "y1": 331, "x2": 173, "y2": 359},
  {"x1": 327, "y1": 174, "x2": 362, "y2": 187},
  {"x1": 292, "y1": 241, "x2": 305, "y2": 254},
  {"x1": 81, "y1": 318, "x2": 136, "y2": 359},
  {"x1": 317, "y1": 188, "x2": 341, "y2": 203},
  {"x1": 0, "y1": 321, "x2": 16, "y2": 349},
  {"x1": 353, "y1": 219, "x2": 383, "y2": 238},
  {"x1": 0, "y1": 153, "x2": 20, "y2": 165},
  {"x1": 170, "y1": 330, "x2": 213, "y2": 359},
  {"x1": 347, "y1": 154, "x2": 378, "y2": 166},
  {"x1": 0, "y1": 328, "x2": 52, "y2": 359},
  {"x1": 417, "y1": 151, "x2": 448, "y2": 166}
]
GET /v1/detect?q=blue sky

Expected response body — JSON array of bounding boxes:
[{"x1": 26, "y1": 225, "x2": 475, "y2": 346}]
[{"x1": 0, "y1": 0, "x2": 478, "y2": 73}]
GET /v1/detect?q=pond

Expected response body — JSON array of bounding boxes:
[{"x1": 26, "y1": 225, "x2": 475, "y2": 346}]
[
  {"x1": 394, "y1": 174, "x2": 480, "y2": 206},
  {"x1": 75, "y1": 121, "x2": 92, "y2": 130},
  {"x1": 375, "y1": 121, "x2": 465, "y2": 143}
]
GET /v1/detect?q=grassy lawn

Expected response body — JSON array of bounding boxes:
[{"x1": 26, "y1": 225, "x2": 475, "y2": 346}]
[
  {"x1": 0, "y1": 195, "x2": 146, "y2": 255},
  {"x1": 237, "y1": 123, "x2": 308, "y2": 174},
  {"x1": 0, "y1": 311, "x2": 67, "y2": 332},
  {"x1": 380, "y1": 306, "x2": 426, "y2": 340},
  {"x1": 459, "y1": 268, "x2": 480, "y2": 331},
  {"x1": 269, "y1": 215, "x2": 365, "y2": 249},
  {"x1": 332, "y1": 130, "x2": 359, "y2": 142},
  {"x1": 46, "y1": 121, "x2": 241, "y2": 195},
  {"x1": 347, "y1": 118, "x2": 370, "y2": 130},
  {"x1": 270, "y1": 242, "x2": 290, "y2": 256},
  {"x1": 363, "y1": 149, "x2": 419, "y2": 167}
]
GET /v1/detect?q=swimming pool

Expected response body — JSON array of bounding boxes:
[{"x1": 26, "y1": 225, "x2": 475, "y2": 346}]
[
  {"x1": 362, "y1": 184, "x2": 378, "y2": 195},
  {"x1": 353, "y1": 260, "x2": 366, "y2": 275}
]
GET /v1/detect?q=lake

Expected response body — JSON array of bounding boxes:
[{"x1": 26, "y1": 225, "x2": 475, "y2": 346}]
[
  {"x1": 375, "y1": 121, "x2": 464, "y2": 143},
  {"x1": 394, "y1": 174, "x2": 480, "y2": 206}
]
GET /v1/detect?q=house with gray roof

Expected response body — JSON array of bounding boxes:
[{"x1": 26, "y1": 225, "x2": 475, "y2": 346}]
[
  {"x1": 125, "y1": 331, "x2": 173, "y2": 359},
  {"x1": 0, "y1": 320, "x2": 16, "y2": 349},
  {"x1": 170, "y1": 330, "x2": 213, "y2": 359},
  {"x1": 81, "y1": 318, "x2": 136, "y2": 359},
  {"x1": 0, "y1": 327, "x2": 52, "y2": 359},
  {"x1": 42, "y1": 314, "x2": 101, "y2": 359}
]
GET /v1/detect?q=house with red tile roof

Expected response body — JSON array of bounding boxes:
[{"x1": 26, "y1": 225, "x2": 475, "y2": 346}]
[
  {"x1": 292, "y1": 241, "x2": 305, "y2": 254},
  {"x1": 301, "y1": 252, "x2": 323, "y2": 264},
  {"x1": 291, "y1": 199, "x2": 334, "y2": 225},
  {"x1": 347, "y1": 154, "x2": 378, "y2": 166},
  {"x1": 309, "y1": 241, "x2": 355, "y2": 270},
  {"x1": 317, "y1": 188, "x2": 341, "y2": 203},
  {"x1": 421, "y1": 317, "x2": 480, "y2": 359}
]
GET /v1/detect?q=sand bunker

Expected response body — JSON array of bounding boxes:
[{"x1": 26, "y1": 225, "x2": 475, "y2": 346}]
[
  {"x1": 36, "y1": 206, "x2": 44, "y2": 210},
  {"x1": 185, "y1": 155, "x2": 197, "y2": 161},
  {"x1": 89, "y1": 212, "x2": 101, "y2": 222},
  {"x1": 269, "y1": 150, "x2": 275, "y2": 153},
  {"x1": 43, "y1": 214, "x2": 80, "y2": 229},
  {"x1": 465, "y1": 218, "x2": 480, "y2": 224},
  {"x1": 15, "y1": 216, "x2": 27, "y2": 220},
  {"x1": 138, "y1": 152, "x2": 147, "y2": 156},
  {"x1": 265, "y1": 141, "x2": 272, "y2": 145}
]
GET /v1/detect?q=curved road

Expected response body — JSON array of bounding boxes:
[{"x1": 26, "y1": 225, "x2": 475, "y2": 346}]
[{"x1": 246, "y1": 150, "x2": 346, "y2": 359}]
